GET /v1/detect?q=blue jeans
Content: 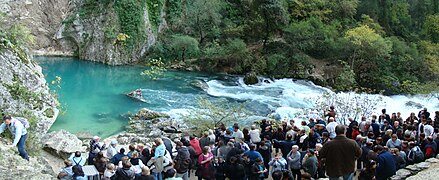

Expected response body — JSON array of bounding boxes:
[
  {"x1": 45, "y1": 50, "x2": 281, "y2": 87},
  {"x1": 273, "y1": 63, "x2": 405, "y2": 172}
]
[
  {"x1": 18, "y1": 134, "x2": 29, "y2": 160},
  {"x1": 329, "y1": 172, "x2": 354, "y2": 180},
  {"x1": 152, "y1": 172, "x2": 163, "y2": 180}
]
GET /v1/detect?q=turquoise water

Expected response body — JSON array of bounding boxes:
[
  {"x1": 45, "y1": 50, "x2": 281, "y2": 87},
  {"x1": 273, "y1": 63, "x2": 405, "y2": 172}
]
[{"x1": 37, "y1": 57, "x2": 215, "y2": 137}]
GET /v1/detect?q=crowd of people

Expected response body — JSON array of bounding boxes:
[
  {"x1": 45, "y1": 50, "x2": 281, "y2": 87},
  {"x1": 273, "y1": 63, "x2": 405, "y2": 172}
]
[{"x1": 53, "y1": 108, "x2": 439, "y2": 180}]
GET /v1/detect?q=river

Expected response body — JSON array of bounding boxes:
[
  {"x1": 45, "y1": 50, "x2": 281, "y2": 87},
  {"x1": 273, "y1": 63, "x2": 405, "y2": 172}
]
[{"x1": 36, "y1": 57, "x2": 438, "y2": 137}]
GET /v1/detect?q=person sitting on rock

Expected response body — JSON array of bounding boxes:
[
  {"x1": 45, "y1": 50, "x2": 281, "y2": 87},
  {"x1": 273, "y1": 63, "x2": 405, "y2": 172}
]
[
  {"x1": 69, "y1": 151, "x2": 86, "y2": 167},
  {"x1": 0, "y1": 115, "x2": 29, "y2": 160},
  {"x1": 58, "y1": 159, "x2": 73, "y2": 180}
]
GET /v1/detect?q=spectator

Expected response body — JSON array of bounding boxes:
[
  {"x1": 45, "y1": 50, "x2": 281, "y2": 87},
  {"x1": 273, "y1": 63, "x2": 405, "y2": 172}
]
[
  {"x1": 135, "y1": 166, "x2": 154, "y2": 180},
  {"x1": 302, "y1": 149, "x2": 318, "y2": 179},
  {"x1": 386, "y1": 134, "x2": 402, "y2": 149},
  {"x1": 250, "y1": 158, "x2": 267, "y2": 180},
  {"x1": 375, "y1": 145, "x2": 396, "y2": 180},
  {"x1": 320, "y1": 125, "x2": 362, "y2": 180},
  {"x1": 268, "y1": 153, "x2": 287, "y2": 175},
  {"x1": 287, "y1": 145, "x2": 301, "y2": 180},
  {"x1": 69, "y1": 151, "x2": 86, "y2": 167},
  {"x1": 58, "y1": 160, "x2": 73, "y2": 180}
]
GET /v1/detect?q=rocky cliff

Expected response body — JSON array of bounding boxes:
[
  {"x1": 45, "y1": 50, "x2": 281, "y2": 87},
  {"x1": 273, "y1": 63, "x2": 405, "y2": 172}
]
[
  {"x1": 0, "y1": 38, "x2": 59, "y2": 141},
  {"x1": 1, "y1": 0, "x2": 167, "y2": 65},
  {"x1": 0, "y1": 0, "x2": 70, "y2": 51}
]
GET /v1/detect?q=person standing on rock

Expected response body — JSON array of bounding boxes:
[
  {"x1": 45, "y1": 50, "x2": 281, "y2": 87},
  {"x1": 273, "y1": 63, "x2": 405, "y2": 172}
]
[
  {"x1": 0, "y1": 115, "x2": 29, "y2": 160},
  {"x1": 320, "y1": 124, "x2": 362, "y2": 180},
  {"x1": 88, "y1": 136, "x2": 106, "y2": 165}
]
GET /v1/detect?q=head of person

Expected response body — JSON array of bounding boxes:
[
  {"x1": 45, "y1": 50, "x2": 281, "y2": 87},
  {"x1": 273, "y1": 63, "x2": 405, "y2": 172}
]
[
  {"x1": 374, "y1": 145, "x2": 384, "y2": 153},
  {"x1": 286, "y1": 134, "x2": 293, "y2": 140},
  {"x1": 307, "y1": 149, "x2": 315, "y2": 156},
  {"x1": 242, "y1": 154, "x2": 249, "y2": 162},
  {"x1": 107, "y1": 163, "x2": 116, "y2": 171},
  {"x1": 385, "y1": 129, "x2": 393, "y2": 136},
  {"x1": 249, "y1": 144, "x2": 256, "y2": 151},
  {"x1": 154, "y1": 138, "x2": 163, "y2": 146},
  {"x1": 233, "y1": 125, "x2": 239, "y2": 132},
  {"x1": 111, "y1": 140, "x2": 118, "y2": 147},
  {"x1": 335, "y1": 124, "x2": 346, "y2": 136},
  {"x1": 292, "y1": 145, "x2": 299, "y2": 153},
  {"x1": 328, "y1": 117, "x2": 334, "y2": 122},
  {"x1": 74, "y1": 151, "x2": 81, "y2": 157},
  {"x1": 93, "y1": 136, "x2": 100, "y2": 142},
  {"x1": 301, "y1": 121, "x2": 307, "y2": 126},
  {"x1": 394, "y1": 121, "x2": 399, "y2": 127},
  {"x1": 164, "y1": 168, "x2": 177, "y2": 179},
  {"x1": 72, "y1": 164, "x2": 84, "y2": 177},
  {"x1": 97, "y1": 151, "x2": 104, "y2": 159},
  {"x1": 322, "y1": 132, "x2": 329, "y2": 138},
  {"x1": 330, "y1": 106, "x2": 335, "y2": 110},
  {"x1": 132, "y1": 151, "x2": 139, "y2": 158},
  {"x1": 251, "y1": 124, "x2": 257, "y2": 130},
  {"x1": 272, "y1": 170, "x2": 283, "y2": 180},
  {"x1": 122, "y1": 160, "x2": 132, "y2": 169},
  {"x1": 255, "y1": 157, "x2": 263, "y2": 164},
  {"x1": 3, "y1": 115, "x2": 12, "y2": 125},
  {"x1": 391, "y1": 134, "x2": 398, "y2": 142},
  {"x1": 119, "y1": 148, "x2": 125, "y2": 154},
  {"x1": 315, "y1": 143, "x2": 323, "y2": 151},
  {"x1": 202, "y1": 146, "x2": 210, "y2": 155},
  {"x1": 137, "y1": 143, "x2": 144, "y2": 151},
  {"x1": 129, "y1": 144, "x2": 135, "y2": 152},
  {"x1": 382, "y1": 109, "x2": 386, "y2": 114}
]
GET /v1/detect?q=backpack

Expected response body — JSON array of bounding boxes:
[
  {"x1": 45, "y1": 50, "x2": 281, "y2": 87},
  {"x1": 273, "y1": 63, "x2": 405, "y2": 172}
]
[
  {"x1": 14, "y1": 117, "x2": 30, "y2": 129},
  {"x1": 413, "y1": 147, "x2": 424, "y2": 163},
  {"x1": 174, "y1": 158, "x2": 191, "y2": 173}
]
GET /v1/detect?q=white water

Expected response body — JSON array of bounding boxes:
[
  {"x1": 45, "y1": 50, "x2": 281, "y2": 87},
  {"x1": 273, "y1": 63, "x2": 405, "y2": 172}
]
[{"x1": 203, "y1": 77, "x2": 438, "y2": 122}]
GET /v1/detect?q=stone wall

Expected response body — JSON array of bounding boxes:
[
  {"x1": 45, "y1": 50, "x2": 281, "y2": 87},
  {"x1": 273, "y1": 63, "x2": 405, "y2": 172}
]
[{"x1": 392, "y1": 157, "x2": 439, "y2": 180}]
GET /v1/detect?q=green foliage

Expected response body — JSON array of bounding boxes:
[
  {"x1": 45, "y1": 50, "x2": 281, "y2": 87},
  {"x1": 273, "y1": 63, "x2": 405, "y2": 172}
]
[
  {"x1": 168, "y1": 35, "x2": 200, "y2": 62},
  {"x1": 114, "y1": 0, "x2": 148, "y2": 49},
  {"x1": 333, "y1": 61, "x2": 357, "y2": 91},
  {"x1": 4, "y1": 82, "x2": 40, "y2": 103},
  {"x1": 285, "y1": 17, "x2": 340, "y2": 58},
  {"x1": 186, "y1": 0, "x2": 223, "y2": 44},
  {"x1": 419, "y1": 41, "x2": 439, "y2": 79},
  {"x1": 182, "y1": 97, "x2": 252, "y2": 135},
  {"x1": 421, "y1": 14, "x2": 439, "y2": 43},
  {"x1": 146, "y1": 0, "x2": 163, "y2": 28},
  {"x1": 141, "y1": 58, "x2": 167, "y2": 79}
]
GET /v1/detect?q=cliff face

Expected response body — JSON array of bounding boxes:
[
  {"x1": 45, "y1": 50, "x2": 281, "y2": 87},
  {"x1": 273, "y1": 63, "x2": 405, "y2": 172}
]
[
  {"x1": 54, "y1": 1, "x2": 158, "y2": 65},
  {"x1": 1, "y1": 0, "x2": 166, "y2": 65},
  {"x1": 0, "y1": 0, "x2": 70, "y2": 51},
  {"x1": 0, "y1": 39, "x2": 59, "y2": 138}
]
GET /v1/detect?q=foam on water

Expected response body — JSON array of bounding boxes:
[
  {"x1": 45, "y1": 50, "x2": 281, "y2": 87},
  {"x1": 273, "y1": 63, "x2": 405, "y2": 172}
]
[{"x1": 205, "y1": 77, "x2": 438, "y2": 121}]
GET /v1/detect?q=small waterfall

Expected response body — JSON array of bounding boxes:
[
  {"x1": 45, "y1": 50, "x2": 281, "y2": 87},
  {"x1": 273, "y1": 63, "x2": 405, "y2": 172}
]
[{"x1": 204, "y1": 77, "x2": 438, "y2": 122}]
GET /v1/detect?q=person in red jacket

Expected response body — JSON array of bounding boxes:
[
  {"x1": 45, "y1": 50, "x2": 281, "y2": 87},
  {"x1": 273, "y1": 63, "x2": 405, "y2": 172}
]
[
  {"x1": 351, "y1": 126, "x2": 360, "y2": 140},
  {"x1": 190, "y1": 135, "x2": 202, "y2": 156}
]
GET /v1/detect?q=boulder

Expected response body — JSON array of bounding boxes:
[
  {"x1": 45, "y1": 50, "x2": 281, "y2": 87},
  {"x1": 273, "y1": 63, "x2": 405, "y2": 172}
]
[
  {"x1": 405, "y1": 165, "x2": 421, "y2": 172},
  {"x1": 394, "y1": 169, "x2": 412, "y2": 179},
  {"x1": 134, "y1": 108, "x2": 170, "y2": 120},
  {"x1": 190, "y1": 80, "x2": 209, "y2": 91},
  {"x1": 415, "y1": 162, "x2": 430, "y2": 169},
  {"x1": 43, "y1": 130, "x2": 83, "y2": 158},
  {"x1": 405, "y1": 101, "x2": 423, "y2": 109},
  {"x1": 243, "y1": 72, "x2": 259, "y2": 85},
  {"x1": 426, "y1": 158, "x2": 439, "y2": 163}
]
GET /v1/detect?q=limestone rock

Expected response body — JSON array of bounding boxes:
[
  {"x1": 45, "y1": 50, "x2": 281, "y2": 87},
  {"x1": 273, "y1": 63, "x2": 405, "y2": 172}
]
[
  {"x1": 415, "y1": 162, "x2": 430, "y2": 169},
  {"x1": 0, "y1": 142, "x2": 54, "y2": 179},
  {"x1": 426, "y1": 158, "x2": 439, "y2": 163},
  {"x1": 0, "y1": 45, "x2": 58, "y2": 139},
  {"x1": 243, "y1": 72, "x2": 259, "y2": 85},
  {"x1": 190, "y1": 80, "x2": 209, "y2": 91},
  {"x1": 135, "y1": 108, "x2": 170, "y2": 120},
  {"x1": 405, "y1": 165, "x2": 421, "y2": 172},
  {"x1": 43, "y1": 130, "x2": 83, "y2": 158},
  {"x1": 395, "y1": 169, "x2": 412, "y2": 179}
]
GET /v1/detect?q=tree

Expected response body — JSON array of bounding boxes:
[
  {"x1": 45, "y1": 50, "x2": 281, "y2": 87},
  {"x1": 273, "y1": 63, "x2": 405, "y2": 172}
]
[
  {"x1": 169, "y1": 35, "x2": 200, "y2": 62},
  {"x1": 421, "y1": 14, "x2": 439, "y2": 43},
  {"x1": 186, "y1": 0, "x2": 223, "y2": 44},
  {"x1": 310, "y1": 92, "x2": 384, "y2": 125},
  {"x1": 344, "y1": 25, "x2": 394, "y2": 91},
  {"x1": 255, "y1": 0, "x2": 288, "y2": 47},
  {"x1": 419, "y1": 41, "x2": 439, "y2": 79}
]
